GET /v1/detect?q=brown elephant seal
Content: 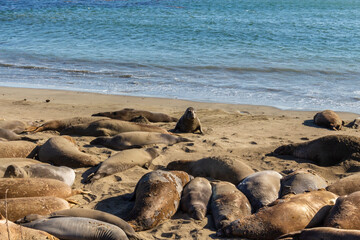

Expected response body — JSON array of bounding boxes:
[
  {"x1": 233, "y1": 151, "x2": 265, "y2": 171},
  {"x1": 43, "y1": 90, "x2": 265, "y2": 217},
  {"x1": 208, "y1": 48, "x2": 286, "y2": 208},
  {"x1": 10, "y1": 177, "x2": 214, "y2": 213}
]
[
  {"x1": 4, "y1": 164, "x2": 76, "y2": 186},
  {"x1": 273, "y1": 135, "x2": 360, "y2": 166},
  {"x1": 0, "y1": 158, "x2": 43, "y2": 177},
  {"x1": 127, "y1": 170, "x2": 191, "y2": 231},
  {"x1": 346, "y1": 117, "x2": 360, "y2": 129},
  {"x1": 90, "y1": 131, "x2": 190, "y2": 150},
  {"x1": 180, "y1": 177, "x2": 212, "y2": 220},
  {"x1": 237, "y1": 170, "x2": 282, "y2": 212},
  {"x1": 218, "y1": 190, "x2": 338, "y2": 240},
  {"x1": 92, "y1": 108, "x2": 178, "y2": 122},
  {"x1": 211, "y1": 181, "x2": 251, "y2": 229},
  {"x1": 0, "y1": 120, "x2": 27, "y2": 133},
  {"x1": 326, "y1": 173, "x2": 360, "y2": 196},
  {"x1": 278, "y1": 227, "x2": 360, "y2": 240},
  {"x1": 280, "y1": 169, "x2": 328, "y2": 197},
  {"x1": 313, "y1": 110, "x2": 344, "y2": 130},
  {"x1": 167, "y1": 156, "x2": 254, "y2": 185},
  {"x1": 0, "y1": 196, "x2": 69, "y2": 222},
  {"x1": 0, "y1": 140, "x2": 37, "y2": 158},
  {"x1": 324, "y1": 191, "x2": 360, "y2": 229},
  {"x1": 38, "y1": 136, "x2": 100, "y2": 168},
  {"x1": 88, "y1": 148, "x2": 159, "y2": 182},
  {"x1": 174, "y1": 107, "x2": 203, "y2": 133},
  {"x1": 60, "y1": 119, "x2": 169, "y2": 136}
]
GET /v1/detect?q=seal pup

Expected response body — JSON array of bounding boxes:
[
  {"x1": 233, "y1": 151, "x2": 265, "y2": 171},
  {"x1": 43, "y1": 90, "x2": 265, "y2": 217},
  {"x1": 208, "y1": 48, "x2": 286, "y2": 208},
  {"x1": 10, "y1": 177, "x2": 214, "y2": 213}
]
[
  {"x1": 237, "y1": 170, "x2": 282, "y2": 212},
  {"x1": 174, "y1": 107, "x2": 203, "y2": 133},
  {"x1": 0, "y1": 140, "x2": 37, "y2": 158},
  {"x1": 92, "y1": 108, "x2": 178, "y2": 122},
  {"x1": 313, "y1": 110, "x2": 344, "y2": 130},
  {"x1": 127, "y1": 170, "x2": 191, "y2": 231},
  {"x1": 211, "y1": 181, "x2": 252, "y2": 229},
  {"x1": 180, "y1": 177, "x2": 212, "y2": 220},
  {"x1": 90, "y1": 132, "x2": 190, "y2": 150},
  {"x1": 326, "y1": 173, "x2": 360, "y2": 196},
  {"x1": 273, "y1": 135, "x2": 360, "y2": 166},
  {"x1": 277, "y1": 227, "x2": 360, "y2": 240},
  {"x1": 167, "y1": 156, "x2": 255, "y2": 185},
  {"x1": 218, "y1": 190, "x2": 338, "y2": 240}
]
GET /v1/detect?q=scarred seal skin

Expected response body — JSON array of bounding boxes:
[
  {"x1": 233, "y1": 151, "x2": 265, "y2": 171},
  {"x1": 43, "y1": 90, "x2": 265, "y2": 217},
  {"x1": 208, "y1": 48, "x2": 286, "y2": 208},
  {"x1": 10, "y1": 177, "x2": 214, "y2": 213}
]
[
  {"x1": 219, "y1": 190, "x2": 338, "y2": 240},
  {"x1": 313, "y1": 110, "x2": 344, "y2": 130},
  {"x1": 326, "y1": 173, "x2": 360, "y2": 196},
  {"x1": 33, "y1": 117, "x2": 108, "y2": 132},
  {"x1": 0, "y1": 140, "x2": 37, "y2": 158},
  {"x1": 277, "y1": 227, "x2": 360, "y2": 240},
  {"x1": 127, "y1": 170, "x2": 191, "y2": 231},
  {"x1": 174, "y1": 107, "x2": 203, "y2": 134}
]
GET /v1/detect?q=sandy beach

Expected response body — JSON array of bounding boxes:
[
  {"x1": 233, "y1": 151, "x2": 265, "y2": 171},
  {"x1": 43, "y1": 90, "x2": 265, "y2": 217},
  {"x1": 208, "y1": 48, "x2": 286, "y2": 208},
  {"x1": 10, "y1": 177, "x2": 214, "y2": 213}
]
[{"x1": 1, "y1": 86, "x2": 359, "y2": 239}]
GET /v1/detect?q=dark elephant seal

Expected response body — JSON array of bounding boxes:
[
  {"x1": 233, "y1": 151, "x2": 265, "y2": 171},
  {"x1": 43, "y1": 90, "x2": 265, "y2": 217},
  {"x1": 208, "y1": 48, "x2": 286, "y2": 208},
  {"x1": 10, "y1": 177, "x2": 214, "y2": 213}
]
[
  {"x1": 0, "y1": 120, "x2": 27, "y2": 134},
  {"x1": 237, "y1": 170, "x2": 282, "y2": 212},
  {"x1": 174, "y1": 107, "x2": 203, "y2": 133},
  {"x1": 211, "y1": 181, "x2": 251, "y2": 229},
  {"x1": 0, "y1": 158, "x2": 43, "y2": 177},
  {"x1": 324, "y1": 191, "x2": 360, "y2": 229},
  {"x1": 313, "y1": 110, "x2": 344, "y2": 130},
  {"x1": 38, "y1": 136, "x2": 100, "y2": 168},
  {"x1": 180, "y1": 177, "x2": 212, "y2": 220},
  {"x1": 0, "y1": 140, "x2": 37, "y2": 158},
  {"x1": 273, "y1": 135, "x2": 360, "y2": 166},
  {"x1": 218, "y1": 190, "x2": 338, "y2": 240},
  {"x1": 326, "y1": 173, "x2": 360, "y2": 196},
  {"x1": 92, "y1": 108, "x2": 178, "y2": 122},
  {"x1": 167, "y1": 156, "x2": 255, "y2": 185},
  {"x1": 280, "y1": 169, "x2": 328, "y2": 197},
  {"x1": 346, "y1": 117, "x2": 360, "y2": 129},
  {"x1": 127, "y1": 170, "x2": 191, "y2": 231},
  {"x1": 278, "y1": 227, "x2": 360, "y2": 240},
  {"x1": 90, "y1": 132, "x2": 190, "y2": 150}
]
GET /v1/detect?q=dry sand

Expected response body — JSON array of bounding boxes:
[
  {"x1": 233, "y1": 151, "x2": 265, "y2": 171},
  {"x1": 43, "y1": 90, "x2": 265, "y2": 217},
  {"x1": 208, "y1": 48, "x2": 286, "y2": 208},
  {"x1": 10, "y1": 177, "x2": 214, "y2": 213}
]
[{"x1": 0, "y1": 86, "x2": 359, "y2": 239}]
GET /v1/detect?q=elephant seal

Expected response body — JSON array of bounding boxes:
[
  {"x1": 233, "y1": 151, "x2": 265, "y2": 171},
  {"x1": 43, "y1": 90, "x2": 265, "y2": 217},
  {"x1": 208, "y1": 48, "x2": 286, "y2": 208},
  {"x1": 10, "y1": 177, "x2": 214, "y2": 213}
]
[
  {"x1": 313, "y1": 110, "x2": 344, "y2": 130},
  {"x1": 38, "y1": 136, "x2": 100, "y2": 168},
  {"x1": 0, "y1": 120, "x2": 27, "y2": 133},
  {"x1": 0, "y1": 140, "x2": 37, "y2": 158},
  {"x1": 90, "y1": 132, "x2": 190, "y2": 150},
  {"x1": 326, "y1": 173, "x2": 360, "y2": 196},
  {"x1": 174, "y1": 107, "x2": 203, "y2": 133},
  {"x1": 278, "y1": 227, "x2": 360, "y2": 240},
  {"x1": 218, "y1": 190, "x2": 338, "y2": 240},
  {"x1": 0, "y1": 196, "x2": 69, "y2": 222},
  {"x1": 167, "y1": 156, "x2": 255, "y2": 185},
  {"x1": 324, "y1": 191, "x2": 360, "y2": 229},
  {"x1": 280, "y1": 169, "x2": 328, "y2": 197},
  {"x1": 346, "y1": 117, "x2": 360, "y2": 129},
  {"x1": 92, "y1": 108, "x2": 178, "y2": 122},
  {"x1": 88, "y1": 148, "x2": 159, "y2": 182},
  {"x1": 180, "y1": 177, "x2": 212, "y2": 220},
  {"x1": 273, "y1": 135, "x2": 360, "y2": 166},
  {"x1": 237, "y1": 170, "x2": 282, "y2": 212},
  {"x1": 60, "y1": 119, "x2": 169, "y2": 136},
  {"x1": 0, "y1": 128, "x2": 37, "y2": 142},
  {"x1": 0, "y1": 158, "x2": 43, "y2": 177},
  {"x1": 211, "y1": 181, "x2": 251, "y2": 229},
  {"x1": 127, "y1": 170, "x2": 191, "y2": 231},
  {"x1": 22, "y1": 216, "x2": 129, "y2": 240},
  {"x1": 4, "y1": 164, "x2": 76, "y2": 186}
]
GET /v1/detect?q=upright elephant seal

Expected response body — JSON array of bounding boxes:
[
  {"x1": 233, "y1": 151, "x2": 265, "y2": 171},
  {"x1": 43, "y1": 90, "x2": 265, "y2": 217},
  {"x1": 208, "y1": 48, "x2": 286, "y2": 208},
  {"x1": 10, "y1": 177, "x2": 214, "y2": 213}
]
[
  {"x1": 237, "y1": 170, "x2": 282, "y2": 212},
  {"x1": 38, "y1": 136, "x2": 100, "y2": 168},
  {"x1": 0, "y1": 140, "x2": 37, "y2": 158},
  {"x1": 90, "y1": 132, "x2": 190, "y2": 150},
  {"x1": 273, "y1": 135, "x2": 360, "y2": 166},
  {"x1": 313, "y1": 110, "x2": 344, "y2": 130},
  {"x1": 127, "y1": 170, "x2": 191, "y2": 231},
  {"x1": 174, "y1": 107, "x2": 203, "y2": 133},
  {"x1": 326, "y1": 173, "x2": 360, "y2": 196},
  {"x1": 92, "y1": 108, "x2": 178, "y2": 122},
  {"x1": 278, "y1": 227, "x2": 360, "y2": 240},
  {"x1": 180, "y1": 177, "x2": 212, "y2": 220},
  {"x1": 211, "y1": 181, "x2": 251, "y2": 229},
  {"x1": 167, "y1": 156, "x2": 254, "y2": 185},
  {"x1": 218, "y1": 190, "x2": 338, "y2": 240}
]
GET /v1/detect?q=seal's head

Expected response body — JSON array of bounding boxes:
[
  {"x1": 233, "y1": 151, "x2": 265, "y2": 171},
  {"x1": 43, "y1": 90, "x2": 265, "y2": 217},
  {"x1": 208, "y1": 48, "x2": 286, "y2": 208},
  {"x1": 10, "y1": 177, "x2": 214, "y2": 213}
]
[{"x1": 184, "y1": 107, "x2": 196, "y2": 120}]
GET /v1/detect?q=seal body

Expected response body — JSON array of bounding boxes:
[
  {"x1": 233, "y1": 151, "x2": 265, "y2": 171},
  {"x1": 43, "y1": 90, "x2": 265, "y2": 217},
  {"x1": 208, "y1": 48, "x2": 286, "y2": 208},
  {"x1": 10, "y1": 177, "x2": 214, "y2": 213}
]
[
  {"x1": 127, "y1": 170, "x2": 191, "y2": 231},
  {"x1": 174, "y1": 107, "x2": 203, "y2": 133},
  {"x1": 313, "y1": 110, "x2": 343, "y2": 130},
  {"x1": 0, "y1": 158, "x2": 43, "y2": 177},
  {"x1": 0, "y1": 140, "x2": 37, "y2": 158},
  {"x1": 326, "y1": 173, "x2": 360, "y2": 196},
  {"x1": 237, "y1": 170, "x2": 282, "y2": 212},
  {"x1": 180, "y1": 177, "x2": 212, "y2": 220},
  {"x1": 278, "y1": 227, "x2": 360, "y2": 240},
  {"x1": 0, "y1": 120, "x2": 27, "y2": 133}
]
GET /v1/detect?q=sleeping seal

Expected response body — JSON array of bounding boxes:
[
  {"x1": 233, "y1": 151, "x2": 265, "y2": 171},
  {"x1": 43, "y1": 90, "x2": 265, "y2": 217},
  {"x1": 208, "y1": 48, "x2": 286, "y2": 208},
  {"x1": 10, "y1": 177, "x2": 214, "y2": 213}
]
[
  {"x1": 313, "y1": 110, "x2": 344, "y2": 130},
  {"x1": 174, "y1": 107, "x2": 203, "y2": 133},
  {"x1": 0, "y1": 140, "x2": 37, "y2": 158},
  {"x1": 278, "y1": 227, "x2": 360, "y2": 240},
  {"x1": 326, "y1": 173, "x2": 360, "y2": 196}
]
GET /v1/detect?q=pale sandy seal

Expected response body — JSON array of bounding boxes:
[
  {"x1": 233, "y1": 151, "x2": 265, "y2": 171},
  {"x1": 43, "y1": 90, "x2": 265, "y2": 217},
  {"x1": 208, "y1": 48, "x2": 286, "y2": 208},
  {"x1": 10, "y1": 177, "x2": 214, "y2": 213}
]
[
  {"x1": 0, "y1": 158, "x2": 43, "y2": 177},
  {"x1": 0, "y1": 140, "x2": 37, "y2": 158},
  {"x1": 90, "y1": 131, "x2": 190, "y2": 150},
  {"x1": 127, "y1": 170, "x2": 191, "y2": 231},
  {"x1": 167, "y1": 156, "x2": 255, "y2": 185},
  {"x1": 174, "y1": 107, "x2": 203, "y2": 133},
  {"x1": 0, "y1": 120, "x2": 27, "y2": 133},
  {"x1": 278, "y1": 227, "x2": 360, "y2": 240},
  {"x1": 92, "y1": 108, "x2": 178, "y2": 122},
  {"x1": 313, "y1": 110, "x2": 344, "y2": 130},
  {"x1": 218, "y1": 190, "x2": 338, "y2": 240},
  {"x1": 237, "y1": 170, "x2": 282, "y2": 212},
  {"x1": 326, "y1": 173, "x2": 360, "y2": 196},
  {"x1": 60, "y1": 119, "x2": 169, "y2": 136},
  {"x1": 0, "y1": 128, "x2": 37, "y2": 142},
  {"x1": 273, "y1": 135, "x2": 360, "y2": 166},
  {"x1": 211, "y1": 181, "x2": 251, "y2": 229},
  {"x1": 38, "y1": 136, "x2": 100, "y2": 168},
  {"x1": 280, "y1": 169, "x2": 327, "y2": 197},
  {"x1": 180, "y1": 177, "x2": 212, "y2": 220}
]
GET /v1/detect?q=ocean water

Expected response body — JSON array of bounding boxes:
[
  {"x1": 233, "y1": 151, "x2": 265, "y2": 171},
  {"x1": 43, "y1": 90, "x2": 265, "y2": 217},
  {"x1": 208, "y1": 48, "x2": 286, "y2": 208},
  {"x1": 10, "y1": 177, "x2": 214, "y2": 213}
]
[{"x1": 0, "y1": 0, "x2": 359, "y2": 113}]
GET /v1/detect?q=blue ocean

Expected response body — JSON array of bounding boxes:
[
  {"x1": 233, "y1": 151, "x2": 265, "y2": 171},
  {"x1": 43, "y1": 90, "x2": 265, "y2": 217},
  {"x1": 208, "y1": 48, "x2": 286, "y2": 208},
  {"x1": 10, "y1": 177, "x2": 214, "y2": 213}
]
[{"x1": 0, "y1": 0, "x2": 359, "y2": 113}]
